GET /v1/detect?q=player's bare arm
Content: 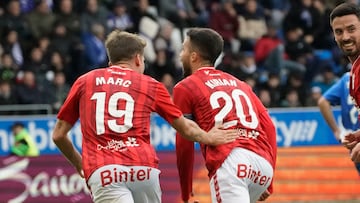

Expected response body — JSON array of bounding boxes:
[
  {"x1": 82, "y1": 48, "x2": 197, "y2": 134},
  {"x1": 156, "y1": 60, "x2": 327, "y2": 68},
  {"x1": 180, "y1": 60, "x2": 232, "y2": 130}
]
[
  {"x1": 52, "y1": 119, "x2": 84, "y2": 178},
  {"x1": 172, "y1": 116, "x2": 238, "y2": 146},
  {"x1": 350, "y1": 143, "x2": 360, "y2": 162},
  {"x1": 318, "y1": 96, "x2": 342, "y2": 141}
]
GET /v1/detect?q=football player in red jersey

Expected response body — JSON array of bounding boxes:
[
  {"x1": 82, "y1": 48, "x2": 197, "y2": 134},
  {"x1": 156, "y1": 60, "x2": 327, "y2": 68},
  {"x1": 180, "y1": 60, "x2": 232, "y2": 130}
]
[
  {"x1": 174, "y1": 28, "x2": 277, "y2": 203},
  {"x1": 330, "y1": 3, "x2": 360, "y2": 163},
  {"x1": 52, "y1": 30, "x2": 239, "y2": 203}
]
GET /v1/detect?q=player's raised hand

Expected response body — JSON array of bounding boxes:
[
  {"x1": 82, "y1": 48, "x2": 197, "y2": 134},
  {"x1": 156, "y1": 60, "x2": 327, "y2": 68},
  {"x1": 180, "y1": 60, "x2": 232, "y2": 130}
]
[{"x1": 206, "y1": 125, "x2": 238, "y2": 146}]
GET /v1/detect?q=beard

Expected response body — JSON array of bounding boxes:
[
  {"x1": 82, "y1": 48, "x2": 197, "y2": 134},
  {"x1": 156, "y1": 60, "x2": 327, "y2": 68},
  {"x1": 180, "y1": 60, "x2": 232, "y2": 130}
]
[
  {"x1": 182, "y1": 61, "x2": 192, "y2": 78},
  {"x1": 342, "y1": 49, "x2": 360, "y2": 58},
  {"x1": 338, "y1": 40, "x2": 360, "y2": 58}
]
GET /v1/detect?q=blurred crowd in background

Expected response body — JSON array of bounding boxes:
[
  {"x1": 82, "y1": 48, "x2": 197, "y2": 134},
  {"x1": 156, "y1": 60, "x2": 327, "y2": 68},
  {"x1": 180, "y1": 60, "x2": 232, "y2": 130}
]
[{"x1": 0, "y1": 0, "x2": 358, "y2": 115}]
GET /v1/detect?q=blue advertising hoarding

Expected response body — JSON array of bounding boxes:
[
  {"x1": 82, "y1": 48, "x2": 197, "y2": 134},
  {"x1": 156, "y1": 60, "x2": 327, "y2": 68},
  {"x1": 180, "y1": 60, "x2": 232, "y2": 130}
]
[{"x1": 0, "y1": 107, "x2": 342, "y2": 155}]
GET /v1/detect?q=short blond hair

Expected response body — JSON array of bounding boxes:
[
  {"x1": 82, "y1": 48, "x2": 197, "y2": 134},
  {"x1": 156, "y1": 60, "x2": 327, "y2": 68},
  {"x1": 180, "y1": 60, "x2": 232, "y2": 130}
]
[{"x1": 105, "y1": 30, "x2": 146, "y2": 64}]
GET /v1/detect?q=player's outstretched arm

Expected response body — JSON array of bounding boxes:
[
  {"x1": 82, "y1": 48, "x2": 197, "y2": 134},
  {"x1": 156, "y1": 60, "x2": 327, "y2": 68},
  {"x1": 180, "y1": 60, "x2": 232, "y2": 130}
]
[
  {"x1": 171, "y1": 116, "x2": 238, "y2": 146},
  {"x1": 52, "y1": 119, "x2": 84, "y2": 178}
]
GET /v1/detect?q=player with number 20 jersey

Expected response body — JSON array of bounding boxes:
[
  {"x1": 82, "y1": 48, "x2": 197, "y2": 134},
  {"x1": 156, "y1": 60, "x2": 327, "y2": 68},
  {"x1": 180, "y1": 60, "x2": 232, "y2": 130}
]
[{"x1": 174, "y1": 69, "x2": 277, "y2": 202}]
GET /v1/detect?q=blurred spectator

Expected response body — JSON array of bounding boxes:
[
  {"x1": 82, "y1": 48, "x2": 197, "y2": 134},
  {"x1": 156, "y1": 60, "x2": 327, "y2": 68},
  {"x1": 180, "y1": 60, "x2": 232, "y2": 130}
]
[
  {"x1": 80, "y1": 0, "x2": 110, "y2": 34},
  {"x1": 54, "y1": 0, "x2": 81, "y2": 37},
  {"x1": 15, "y1": 70, "x2": 44, "y2": 109},
  {"x1": 19, "y1": 0, "x2": 53, "y2": 14},
  {"x1": 26, "y1": 0, "x2": 56, "y2": 40},
  {"x1": 1, "y1": 29, "x2": 24, "y2": 68},
  {"x1": 237, "y1": 0, "x2": 267, "y2": 51},
  {"x1": 311, "y1": 0, "x2": 336, "y2": 49},
  {"x1": 49, "y1": 21, "x2": 76, "y2": 62},
  {"x1": 283, "y1": 0, "x2": 321, "y2": 45},
  {"x1": 306, "y1": 86, "x2": 322, "y2": 106},
  {"x1": 160, "y1": 73, "x2": 175, "y2": 96},
  {"x1": 107, "y1": 0, "x2": 135, "y2": 32},
  {"x1": 22, "y1": 46, "x2": 51, "y2": 89},
  {"x1": 81, "y1": 23, "x2": 108, "y2": 72},
  {"x1": 49, "y1": 20, "x2": 84, "y2": 83},
  {"x1": 0, "y1": 52, "x2": 18, "y2": 83},
  {"x1": 311, "y1": 64, "x2": 339, "y2": 94},
  {"x1": 257, "y1": 88, "x2": 272, "y2": 107},
  {"x1": 48, "y1": 51, "x2": 69, "y2": 82},
  {"x1": 47, "y1": 71, "x2": 70, "y2": 113},
  {"x1": 280, "y1": 88, "x2": 301, "y2": 107},
  {"x1": 159, "y1": 0, "x2": 198, "y2": 29},
  {"x1": 130, "y1": 0, "x2": 159, "y2": 33},
  {"x1": 218, "y1": 52, "x2": 258, "y2": 81},
  {"x1": 281, "y1": 70, "x2": 309, "y2": 106},
  {"x1": 10, "y1": 122, "x2": 39, "y2": 157},
  {"x1": 146, "y1": 48, "x2": 179, "y2": 82},
  {"x1": 284, "y1": 26, "x2": 314, "y2": 65},
  {"x1": 258, "y1": 73, "x2": 282, "y2": 107},
  {"x1": 37, "y1": 36, "x2": 52, "y2": 64},
  {"x1": 209, "y1": 1, "x2": 239, "y2": 53},
  {"x1": 0, "y1": 80, "x2": 18, "y2": 111},
  {"x1": 244, "y1": 76, "x2": 257, "y2": 90},
  {"x1": 190, "y1": 0, "x2": 210, "y2": 27},
  {"x1": 258, "y1": 0, "x2": 291, "y2": 27},
  {"x1": 0, "y1": 0, "x2": 30, "y2": 40},
  {"x1": 254, "y1": 22, "x2": 306, "y2": 76},
  {"x1": 152, "y1": 19, "x2": 182, "y2": 80}
]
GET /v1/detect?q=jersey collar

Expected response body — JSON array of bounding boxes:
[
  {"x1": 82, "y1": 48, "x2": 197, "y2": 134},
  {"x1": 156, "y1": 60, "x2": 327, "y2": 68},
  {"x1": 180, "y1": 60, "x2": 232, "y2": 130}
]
[
  {"x1": 110, "y1": 65, "x2": 133, "y2": 71},
  {"x1": 197, "y1": 67, "x2": 215, "y2": 72}
]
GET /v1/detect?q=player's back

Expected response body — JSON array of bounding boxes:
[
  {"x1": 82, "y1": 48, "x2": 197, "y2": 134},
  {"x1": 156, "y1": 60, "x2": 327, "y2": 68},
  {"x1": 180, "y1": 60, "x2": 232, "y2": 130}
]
[
  {"x1": 174, "y1": 67, "x2": 274, "y2": 176},
  {"x1": 75, "y1": 66, "x2": 166, "y2": 178}
]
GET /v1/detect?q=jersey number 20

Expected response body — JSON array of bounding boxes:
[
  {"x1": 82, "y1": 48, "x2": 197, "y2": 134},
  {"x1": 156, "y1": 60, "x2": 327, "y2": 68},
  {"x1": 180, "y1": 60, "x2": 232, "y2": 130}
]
[{"x1": 210, "y1": 89, "x2": 259, "y2": 129}]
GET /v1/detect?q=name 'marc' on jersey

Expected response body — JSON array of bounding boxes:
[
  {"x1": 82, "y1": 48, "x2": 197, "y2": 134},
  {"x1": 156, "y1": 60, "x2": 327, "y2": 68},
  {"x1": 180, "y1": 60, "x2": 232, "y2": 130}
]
[{"x1": 95, "y1": 76, "x2": 132, "y2": 87}]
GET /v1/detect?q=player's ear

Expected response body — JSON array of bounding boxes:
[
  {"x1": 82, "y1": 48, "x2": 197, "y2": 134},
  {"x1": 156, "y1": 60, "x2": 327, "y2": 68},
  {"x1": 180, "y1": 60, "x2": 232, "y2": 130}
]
[
  {"x1": 190, "y1": 52, "x2": 197, "y2": 62},
  {"x1": 135, "y1": 54, "x2": 141, "y2": 66}
]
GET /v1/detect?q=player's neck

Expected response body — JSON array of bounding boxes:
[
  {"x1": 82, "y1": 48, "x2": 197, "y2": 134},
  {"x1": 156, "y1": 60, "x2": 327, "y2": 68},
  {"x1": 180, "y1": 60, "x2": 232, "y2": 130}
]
[
  {"x1": 349, "y1": 55, "x2": 360, "y2": 64},
  {"x1": 114, "y1": 62, "x2": 132, "y2": 69}
]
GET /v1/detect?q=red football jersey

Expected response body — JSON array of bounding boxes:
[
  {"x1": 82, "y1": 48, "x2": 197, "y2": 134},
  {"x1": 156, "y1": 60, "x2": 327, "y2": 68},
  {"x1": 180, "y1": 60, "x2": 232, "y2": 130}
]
[
  {"x1": 57, "y1": 66, "x2": 182, "y2": 180},
  {"x1": 173, "y1": 67, "x2": 277, "y2": 200},
  {"x1": 350, "y1": 57, "x2": 360, "y2": 120}
]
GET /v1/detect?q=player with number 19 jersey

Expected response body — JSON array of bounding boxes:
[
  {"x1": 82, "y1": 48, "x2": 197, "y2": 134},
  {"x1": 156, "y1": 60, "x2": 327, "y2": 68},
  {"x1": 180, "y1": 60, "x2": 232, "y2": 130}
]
[
  {"x1": 174, "y1": 67, "x2": 277, "y2": 200},
  {"x1": 57, "y1": 66, "x2": 182, "y2": 180}
]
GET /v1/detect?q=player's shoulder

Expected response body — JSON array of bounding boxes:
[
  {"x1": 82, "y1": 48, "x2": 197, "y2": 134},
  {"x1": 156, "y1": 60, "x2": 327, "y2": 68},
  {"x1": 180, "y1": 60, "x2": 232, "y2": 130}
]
[
  {"x1": 83, "y1": 67, "x2": 106, "y2": 77},
  {"x1": 173, "y1": 75, "x2": 194, "y2": 89},
  {"x1": 141, "y1": 73, "x2": 161, "y2": 84}
]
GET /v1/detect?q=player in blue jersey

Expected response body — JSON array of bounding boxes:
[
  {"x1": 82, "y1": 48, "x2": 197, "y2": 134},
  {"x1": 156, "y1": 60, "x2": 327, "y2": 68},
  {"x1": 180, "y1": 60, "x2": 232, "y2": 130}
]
[{"x1": 318, "y1": 72, "x2": 360, "y2": 175}]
